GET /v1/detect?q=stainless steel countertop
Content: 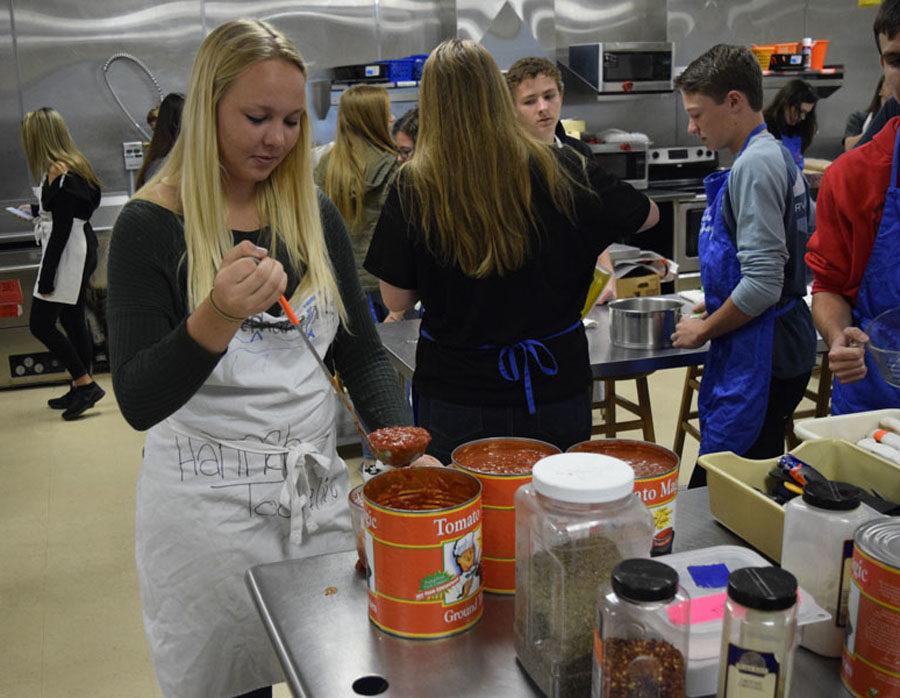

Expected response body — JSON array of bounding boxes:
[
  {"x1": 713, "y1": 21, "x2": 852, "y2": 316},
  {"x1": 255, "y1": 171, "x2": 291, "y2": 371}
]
[
  {"x1": 375, "y1": 294, "x2": 709, "y2": 381},
  {"x1": 246, "y1": 488, "x2": 845, "y2": 698}
]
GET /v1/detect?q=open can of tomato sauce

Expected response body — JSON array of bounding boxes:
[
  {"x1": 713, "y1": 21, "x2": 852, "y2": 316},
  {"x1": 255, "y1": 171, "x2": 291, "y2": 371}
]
[
  {"x1": 567, "y1": 439, "x2": 679, "y2": 555},
  {"x1": 364, "y1": 467, "x2": 483, "y2": 639},
  {"x1": 842, "y1": 519, "x2": 900, "y2": 698},
  {"x1": 451, "y1": 437, "x2": 561, "y2": 594}
]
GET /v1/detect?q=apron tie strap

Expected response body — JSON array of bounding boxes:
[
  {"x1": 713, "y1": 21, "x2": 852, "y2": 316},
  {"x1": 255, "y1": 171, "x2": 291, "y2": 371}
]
[
  {"x1": 279, "y1": 443, "x2": 334, "y2": 545},
  {"x1": 498, "y1": 340, "x2": 559, "y2": 415}
]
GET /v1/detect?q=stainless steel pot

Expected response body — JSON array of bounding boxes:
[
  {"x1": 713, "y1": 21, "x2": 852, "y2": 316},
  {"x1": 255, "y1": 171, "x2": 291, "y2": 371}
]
[{"x1": 608, "y1": 297, "x2": 685, "y2": 349}]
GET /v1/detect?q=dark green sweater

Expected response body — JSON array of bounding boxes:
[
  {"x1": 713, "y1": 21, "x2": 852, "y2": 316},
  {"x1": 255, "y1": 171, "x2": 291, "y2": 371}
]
[{"x1": 107, "y1": 192, "x2": 411, "y2": 432}]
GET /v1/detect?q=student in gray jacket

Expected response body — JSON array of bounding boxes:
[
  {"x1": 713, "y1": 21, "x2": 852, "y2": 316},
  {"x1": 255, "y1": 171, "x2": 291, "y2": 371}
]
[{"x1": 670, "y1": 45, "x2": 816, "y2": 487}]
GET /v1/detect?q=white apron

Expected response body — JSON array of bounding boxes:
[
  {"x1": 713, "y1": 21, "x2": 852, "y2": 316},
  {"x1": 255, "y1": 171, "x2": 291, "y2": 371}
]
[
  {"x1": 32, "y1": 176, "x2": 89, "y2": 305},
  {"x1": 136, "y1": 293, "x2": 354, "y2": 698}
]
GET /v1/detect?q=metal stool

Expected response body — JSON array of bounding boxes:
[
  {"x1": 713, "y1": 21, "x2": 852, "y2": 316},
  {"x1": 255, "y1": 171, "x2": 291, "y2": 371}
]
[
  {"x1": 592, "y1": 373, "x2": 656, "y2": 442},
  {"x1": 672, "y1": 366, "x2": 703, "y2": 460}
]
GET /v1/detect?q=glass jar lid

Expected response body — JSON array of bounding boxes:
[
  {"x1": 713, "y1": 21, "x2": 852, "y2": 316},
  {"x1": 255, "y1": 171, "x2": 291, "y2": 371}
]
[
  {"x1": 727, "y1": 567, "x2": 797, "y2": 611},
  {"x1": 612, "y1": 559, "x2": 679, "y2": 602},
  {"x1": 532, "y1": 453, "x2": 634, "y2": 504}
]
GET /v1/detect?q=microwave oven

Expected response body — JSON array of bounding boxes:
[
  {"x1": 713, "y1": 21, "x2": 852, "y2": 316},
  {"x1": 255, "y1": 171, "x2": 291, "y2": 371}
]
[
  {"x1": 568, "y1": 42, "x2": 674, "y2": 94},
  {"x1": 673, "y1": 197, "x2": 707, "y2": 274},
  {"x1": 589, "y1": 142, "x2": 649, "y2": 190}
]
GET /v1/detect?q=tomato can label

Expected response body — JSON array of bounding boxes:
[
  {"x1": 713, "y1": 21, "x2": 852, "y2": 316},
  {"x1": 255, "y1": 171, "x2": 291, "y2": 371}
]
[
  {"x1": 451, "y1": 437, "x2": 560, "y2": 593},
  {"x1": 841, "y1": 520, "x2": 900, "y2": 698},
  {"x1": 364, "y1": 468, "x2": 484, "y2": 638}
]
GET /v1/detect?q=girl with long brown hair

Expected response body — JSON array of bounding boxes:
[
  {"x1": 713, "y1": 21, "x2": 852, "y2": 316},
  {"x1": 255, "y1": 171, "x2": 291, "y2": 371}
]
[
  {"x1": 315, "y1": 84, "x2": 397, "y2": 318},
  {"x1": 365, "y1": 40, "x2": 656, "y2": 462},
  {"x1": 20, "y1": 107, "x2": 104, "y2": 419}
]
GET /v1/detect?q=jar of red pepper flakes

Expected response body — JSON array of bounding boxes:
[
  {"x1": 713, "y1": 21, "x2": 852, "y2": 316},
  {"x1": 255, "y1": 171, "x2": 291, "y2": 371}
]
[{"x1": 593, "y1": 559, "x2": 689, "y2": 698}]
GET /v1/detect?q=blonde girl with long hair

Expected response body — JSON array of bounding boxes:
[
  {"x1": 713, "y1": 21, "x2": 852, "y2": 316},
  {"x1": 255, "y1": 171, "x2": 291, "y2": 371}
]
[
  {"x1": 107, "y1": 19, "x2": 412, "y2": 697},
  {"x1": 315, "y1": 84, "x2": 398, "y2": 315},
  {"x1": 364, "y1": 39, "x2": 658, "y2": 463},
  {"x1": 20, "y1": 107, "x2": 105, "y2": 420}
]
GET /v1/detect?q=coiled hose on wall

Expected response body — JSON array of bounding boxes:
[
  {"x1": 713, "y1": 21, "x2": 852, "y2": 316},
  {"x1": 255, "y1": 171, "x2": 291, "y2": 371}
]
[{"x1": 102, "y1": 53, "x2": 164, "y2": 141}]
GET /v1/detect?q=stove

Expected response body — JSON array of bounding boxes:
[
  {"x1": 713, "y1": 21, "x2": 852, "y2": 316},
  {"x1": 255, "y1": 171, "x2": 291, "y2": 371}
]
[{"x1": 648, "y1": 146, "x2": 718, "y2": 193}]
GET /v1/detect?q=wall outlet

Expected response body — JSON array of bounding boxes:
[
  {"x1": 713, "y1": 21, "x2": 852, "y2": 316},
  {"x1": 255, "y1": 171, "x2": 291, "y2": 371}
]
[{"x1": 123, "y1": 141, "x2": 144, "y2": 171}]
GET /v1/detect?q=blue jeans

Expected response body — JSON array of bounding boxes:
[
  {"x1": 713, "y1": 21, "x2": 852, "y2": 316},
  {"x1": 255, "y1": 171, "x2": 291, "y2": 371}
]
[{"x1": 414, "y1": 387, "x2": 593, "y2": 465}]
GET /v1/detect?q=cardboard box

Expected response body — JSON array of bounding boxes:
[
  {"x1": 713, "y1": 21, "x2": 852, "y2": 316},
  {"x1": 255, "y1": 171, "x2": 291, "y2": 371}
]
[
  {"x1": 615, "y1": 273, "x2": 661, "y2": 299},
  {"x1": 698, "y1": 439, "x2": 900, "y2": 562}
]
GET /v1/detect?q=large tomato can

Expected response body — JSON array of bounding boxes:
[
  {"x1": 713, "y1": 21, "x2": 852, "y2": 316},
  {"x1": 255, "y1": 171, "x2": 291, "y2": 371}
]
[
  {"x1": 567, "y1": 439, "x2": 679, "y2": 555},
  {"x1": 841, "y1": 519, "x2": 900, "y2": 698},
  {"x1": 451, "y1": 437, "x2": 561, "y2": 594},
  {"x1": 364, "y1": 467, "x2": 483, "y2": 639}
]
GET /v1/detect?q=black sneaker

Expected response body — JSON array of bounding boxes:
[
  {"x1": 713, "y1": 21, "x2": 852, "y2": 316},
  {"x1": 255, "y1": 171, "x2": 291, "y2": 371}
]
[
  {"x1": 48, "y1": 385, "x2": 76, "y2": 409},
  {"x1": 62, "y1": 383, "x2": 106, "y2": 421}
]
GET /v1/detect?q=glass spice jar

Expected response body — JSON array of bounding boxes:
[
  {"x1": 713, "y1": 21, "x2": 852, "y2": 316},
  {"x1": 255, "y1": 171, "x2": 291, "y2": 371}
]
[
  {"x1": 514, "y1": 453, "x2": 654, "y2": 698},
  {"x1": 593, "y1": 558, "x2": 689, "y2": 698},
  {"x1": 718, "y1": 567, "x2": 798, "y2": 698}
]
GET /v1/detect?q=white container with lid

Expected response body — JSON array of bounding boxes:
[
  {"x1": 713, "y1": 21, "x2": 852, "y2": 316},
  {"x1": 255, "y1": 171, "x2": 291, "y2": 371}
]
[
  {"x1": 655, "y1": 545, "x2": 830, "y2": 697},
  {"x1": 514, "y1": 453, "x2": 654, "y2": 698},
  {"x1": 781, "y1": 481, "x2": 884, "y2": 657}
]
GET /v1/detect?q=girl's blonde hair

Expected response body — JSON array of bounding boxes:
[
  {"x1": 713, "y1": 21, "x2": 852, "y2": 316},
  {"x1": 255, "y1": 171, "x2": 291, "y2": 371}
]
[
  {"x1": 21, "y1": 108, "x2": 100, "y2": 188},
  {"x1": 404, "y1": 39, "x2": 577, "y2": 278},
  {"x1": 323, "y1": 85, "x2": 396, "y2": 228},
  {"x1": 138, "y1": 18, "x2": 344, "y2": 319}
]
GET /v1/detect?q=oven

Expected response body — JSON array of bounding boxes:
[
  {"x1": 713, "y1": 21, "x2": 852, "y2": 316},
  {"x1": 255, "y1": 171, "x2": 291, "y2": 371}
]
[
  {"x1": 590, "y1": 142, "x2": 649, "y2": 190},
  {"x1": 673, "y1": 197, "x2": 707, "y2": 274},
  {"x1": 568, "y1": 42, "x2": 674, "y2": 94}
]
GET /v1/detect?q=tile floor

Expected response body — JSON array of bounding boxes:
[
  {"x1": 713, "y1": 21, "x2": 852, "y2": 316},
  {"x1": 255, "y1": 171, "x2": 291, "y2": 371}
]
[{"x1": 0, "y1": 367, "x2": 712, "y2": 696}]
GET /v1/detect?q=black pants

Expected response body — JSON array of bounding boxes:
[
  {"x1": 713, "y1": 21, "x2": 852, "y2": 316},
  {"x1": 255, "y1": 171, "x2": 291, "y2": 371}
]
[
  {"x1": 415, "y1": 386, "x2": 593, "y2": 464},
  {"x1": 29, "y1": 288, "x2": 93, "y2": 381},
  {"x1": 688, "y1": 370, "x2": 812, "y2": 489}
]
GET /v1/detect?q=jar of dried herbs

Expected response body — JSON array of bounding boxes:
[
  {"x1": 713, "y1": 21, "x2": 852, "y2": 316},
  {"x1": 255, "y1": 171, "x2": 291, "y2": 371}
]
[
  {"x1": 514, "y1": 453, "x2": 654, "y2": 697},
  {"x1": 593, "y1": 559, "x2": 689, "y2": 697}
]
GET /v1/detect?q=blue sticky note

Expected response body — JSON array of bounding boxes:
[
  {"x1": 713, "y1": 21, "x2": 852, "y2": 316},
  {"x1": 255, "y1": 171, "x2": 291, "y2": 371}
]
[{"x1": 687, "y1": 563, "x2": 730, "y2": 589}]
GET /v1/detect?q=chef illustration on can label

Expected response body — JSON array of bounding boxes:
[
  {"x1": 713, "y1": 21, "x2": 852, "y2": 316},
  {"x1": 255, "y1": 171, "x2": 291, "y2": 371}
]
[{"x1": 445, "y1": 531, "x2": 482, "y2": 603}]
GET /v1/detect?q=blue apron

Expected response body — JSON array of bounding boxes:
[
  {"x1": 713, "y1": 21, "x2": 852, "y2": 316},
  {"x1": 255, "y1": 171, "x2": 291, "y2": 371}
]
[
  {"x1": 781, "y1": 134, "x2": 804, "y2": 171},
  {"x1": 419, "y1": 320, "x2": 582, "y2": 415},
  {"x1": 831, "y1": 126, "x2": 900, "y2": 413},
  {"x1": 698, "y1": 124, "x2": 798, "y2": 456}
]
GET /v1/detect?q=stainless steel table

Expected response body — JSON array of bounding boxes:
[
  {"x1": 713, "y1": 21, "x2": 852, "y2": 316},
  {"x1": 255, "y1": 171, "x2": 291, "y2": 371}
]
[
  {"x1": 376, "y1": 295, "x2": 709, "y2": 381},
  {"x1": 246, "y1": 488, "x2": 845, "y2": 697}
]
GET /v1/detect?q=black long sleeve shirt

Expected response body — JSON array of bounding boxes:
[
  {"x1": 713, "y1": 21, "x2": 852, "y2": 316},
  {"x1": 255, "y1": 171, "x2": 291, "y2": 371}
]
[{"x1": 107, "y1": 191, "x2": 411, "y2": 432}]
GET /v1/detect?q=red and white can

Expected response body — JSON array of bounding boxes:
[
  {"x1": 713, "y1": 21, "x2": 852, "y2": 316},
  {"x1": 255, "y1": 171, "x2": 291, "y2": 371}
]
[
  {"x1": 364, "y1": 467, "x2": 483, "y2": 639},
  {"x1": 842, "y1": 519, "x2": 900, "y2": 698},
  {"x1": 451, "y1": 437, "x2": 561, "y2": 593},
  {"x1": 567, "y1": 439, "x2": 679, "y2": 555}
]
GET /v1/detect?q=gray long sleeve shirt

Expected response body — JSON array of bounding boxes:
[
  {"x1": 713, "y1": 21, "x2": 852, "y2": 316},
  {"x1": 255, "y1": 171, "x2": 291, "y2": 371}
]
[{"x1": 723, "y1": 129, "x2": 817, "y2": 379}]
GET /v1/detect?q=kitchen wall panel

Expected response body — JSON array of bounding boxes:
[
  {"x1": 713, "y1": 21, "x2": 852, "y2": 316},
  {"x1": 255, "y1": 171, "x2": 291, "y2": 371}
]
[
  {"x1": 0, "y1": 1, "x2": 30, "y2": 213},
  {"x1": 12, "y1": 0, "x2": 203, "y2": 196},
  {"x1": 457, "y1": 0, "x2": 555, "y2": 69},
  {"x1": 556, "y1": 0, "x2": 668, "y2": 46}
]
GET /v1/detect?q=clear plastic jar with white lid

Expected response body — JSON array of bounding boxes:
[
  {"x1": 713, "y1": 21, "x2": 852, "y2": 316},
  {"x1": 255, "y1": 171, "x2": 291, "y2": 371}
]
[
  {"x1": 781, "y1": 481, "x2": 883, "y2": 657},
  {"x1": 514, "y1": 452, "x2": 654, "y2": 698},
  {"x1": 593, "y1": 558, "x2": 689, "y2": 698},
  {"x1": 718, "y1": 567, "x2": 798, "y2": 698}
]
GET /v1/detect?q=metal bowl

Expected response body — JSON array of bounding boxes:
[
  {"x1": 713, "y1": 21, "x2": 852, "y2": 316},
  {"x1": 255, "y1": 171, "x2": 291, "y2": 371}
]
[{"x1": 608, "y1": 297, "x2": 685, "y2": 349}]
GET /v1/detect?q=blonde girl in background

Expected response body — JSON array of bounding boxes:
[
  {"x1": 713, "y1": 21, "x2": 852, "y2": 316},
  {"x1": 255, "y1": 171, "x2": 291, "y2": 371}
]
[
  {"x1": 315, "y1": 84, "x2": 398, "y2": 321},
  {"x1": 107, "y1": 19, "x2": 411, "y2": 697},
  {"x1": 20, "y1": 107, "x2": 104, "y2": 420}
]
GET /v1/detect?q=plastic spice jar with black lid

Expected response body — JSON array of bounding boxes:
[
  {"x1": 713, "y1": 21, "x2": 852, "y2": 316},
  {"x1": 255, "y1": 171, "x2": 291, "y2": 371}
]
[
  {"x1": 593, "y1": 558, "x2": 689, "y2": 697},
  {"x1": 718, "y1": 567, "x2": 798, "y2": 698}
]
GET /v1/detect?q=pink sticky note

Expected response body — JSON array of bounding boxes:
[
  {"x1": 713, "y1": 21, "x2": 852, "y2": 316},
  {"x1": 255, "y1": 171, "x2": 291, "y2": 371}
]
[{"x1": 668, "y1": 592, "x2": 727, "y2": 625}]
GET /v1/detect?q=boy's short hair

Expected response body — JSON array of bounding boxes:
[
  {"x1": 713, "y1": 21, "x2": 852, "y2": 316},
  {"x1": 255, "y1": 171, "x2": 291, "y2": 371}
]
[
  {"x1": 505, "y1": 56, "x2": 563, "y2": 95},
  {"x1": 674, "y1": 44, "x2": 763, "y2": 111},
  {"x1": 874, "y1": 0, "x2": 900, "y2": 53},
  {"x1": 392, "y1": 106, "x2": 418, "y2": 142}
]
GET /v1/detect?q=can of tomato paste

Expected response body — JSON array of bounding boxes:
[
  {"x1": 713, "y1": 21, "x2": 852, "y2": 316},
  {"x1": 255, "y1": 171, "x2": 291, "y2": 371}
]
[
  {"x1": 841, "y1": 519, "x2": 900, "y2": 698},
  {"x1": 451, "y1": 437, "x2": 561, "y2": 594},
  {"x1": 364, "y1": 467, "x2": 483, "y2": 639},
  {"x1": 567, "y1": 439, "x2": 679, "y2": 555}
]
